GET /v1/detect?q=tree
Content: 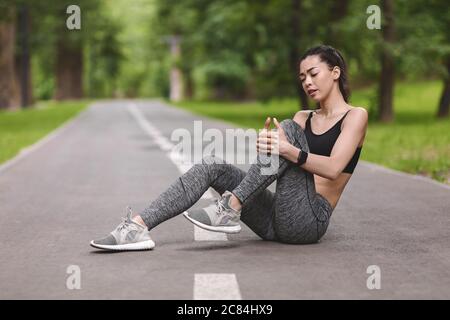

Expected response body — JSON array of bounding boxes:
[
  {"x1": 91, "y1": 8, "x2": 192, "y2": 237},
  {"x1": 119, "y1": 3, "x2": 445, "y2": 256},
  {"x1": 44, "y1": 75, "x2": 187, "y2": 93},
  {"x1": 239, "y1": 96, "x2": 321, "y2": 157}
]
[
  {"x1": 289, "y1": 0, "x2": 309, "y2": 110},
  {"x1": 15, "y1": 3, "x2": 33, "y2": 107},
  {"x1": 54, "y1": 32, "x2": 84, "y2": 100},
  {"x1": 435, "y1": 2, "x2": 450, "y2": 118},
  {"x1": 0, "y1": 5, "x2": 20, "y2": 109},
  {"x1": 53, "y1": 3, "x2": 86, "y2": 100},
  {"x1": 437, "y1": 59, "x2": 450, "y2": 118},
  {"x1": 378, "y1": 0, "x2": 396, "y2": 122}
]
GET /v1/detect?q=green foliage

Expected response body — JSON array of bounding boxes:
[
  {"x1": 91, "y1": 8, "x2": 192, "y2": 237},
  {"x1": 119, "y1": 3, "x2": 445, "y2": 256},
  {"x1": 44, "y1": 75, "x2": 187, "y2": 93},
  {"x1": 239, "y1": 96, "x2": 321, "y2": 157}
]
[
  {"x1": 6, "y1": 0, "x2": 449, "y2": 107},
  {"x1": 174, "y1": 80, "x2": 449, "y2": 183},
  {"x1": 0, "y1": 100, "x2": 89, "y2": 164}
]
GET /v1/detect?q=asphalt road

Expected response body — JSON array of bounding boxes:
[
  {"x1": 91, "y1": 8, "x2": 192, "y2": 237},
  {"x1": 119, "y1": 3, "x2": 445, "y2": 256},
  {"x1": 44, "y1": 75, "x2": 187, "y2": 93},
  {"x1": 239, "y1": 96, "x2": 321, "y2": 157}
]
[{"x1": 0, "y1": 100, "x2": 449, "y2": 299}]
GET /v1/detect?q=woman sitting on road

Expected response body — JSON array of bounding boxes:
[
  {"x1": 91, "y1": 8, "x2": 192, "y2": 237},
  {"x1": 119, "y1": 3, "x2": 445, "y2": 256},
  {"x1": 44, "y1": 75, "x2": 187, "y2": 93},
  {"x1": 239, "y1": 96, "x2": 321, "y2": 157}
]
[{"x1": 91, "y1": 45, "x2": 368, "y2": 251}]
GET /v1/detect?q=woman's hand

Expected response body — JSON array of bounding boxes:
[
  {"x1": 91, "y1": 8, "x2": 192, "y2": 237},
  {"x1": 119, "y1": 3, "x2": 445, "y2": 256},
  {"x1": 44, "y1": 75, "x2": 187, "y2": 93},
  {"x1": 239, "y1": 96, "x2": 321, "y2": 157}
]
[
  {"x1": 256, "y1": 117, "x2": 274, "y2": 155},
  {"x1": 256, "y1": 117, "x2": 291, "y2": 156},
  {"x1": 272, "y1": 118, "x2": 291, "y2": 156}
]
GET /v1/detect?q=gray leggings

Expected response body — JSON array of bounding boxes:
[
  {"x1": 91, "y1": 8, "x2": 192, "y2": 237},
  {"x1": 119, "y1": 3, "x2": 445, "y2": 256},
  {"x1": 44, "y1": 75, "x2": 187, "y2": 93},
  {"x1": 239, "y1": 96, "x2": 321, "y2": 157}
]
[{"x1": 140, "y1": 119, "x2": 333, "y2": 244}]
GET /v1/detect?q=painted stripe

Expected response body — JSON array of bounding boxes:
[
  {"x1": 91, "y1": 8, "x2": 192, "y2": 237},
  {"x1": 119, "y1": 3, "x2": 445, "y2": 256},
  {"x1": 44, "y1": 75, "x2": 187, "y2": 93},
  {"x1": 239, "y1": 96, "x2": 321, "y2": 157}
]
[
  {"x1": 194, "y1": 226, "x2": 228, "y2": 241},
  {"x1": 126, "y1": 103, "x2": 227, "y2": 241},
  {"x1": 194, "y1": 274, "x2": 242, "y2": 300}
]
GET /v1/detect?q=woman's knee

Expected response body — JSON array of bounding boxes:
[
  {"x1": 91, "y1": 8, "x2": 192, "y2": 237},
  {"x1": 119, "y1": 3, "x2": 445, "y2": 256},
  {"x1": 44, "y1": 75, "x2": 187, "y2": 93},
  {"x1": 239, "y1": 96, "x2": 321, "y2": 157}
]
[
  {"x1": 279, "y1": 119, "x2": 309, "y2": 151},
  {"x1": 195, "y1": 155, "x2": 226, "y2": 179},
  {"x1": 201, "y1": 155, "x2": 226, "y2": 165},
  {"x1": 199, "y1": 155, "x2": 243, "y2": 185},
  {"x1": 280, "y1": 119, "x2": 303, "y2": 133}
]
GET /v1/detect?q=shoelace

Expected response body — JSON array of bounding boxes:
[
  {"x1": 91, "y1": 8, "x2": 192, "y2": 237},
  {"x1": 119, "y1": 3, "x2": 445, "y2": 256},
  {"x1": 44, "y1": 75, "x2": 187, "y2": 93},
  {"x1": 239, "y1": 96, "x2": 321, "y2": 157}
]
[
  {"x1": 213, "y1": 198, "x2": 227, "y2": 217},
  {"x1": 117, "y1": 218, "x2": 130, "y2": 232},
  {"x1": 117, "y1": 206, "x2": 133, "y2": 232}
]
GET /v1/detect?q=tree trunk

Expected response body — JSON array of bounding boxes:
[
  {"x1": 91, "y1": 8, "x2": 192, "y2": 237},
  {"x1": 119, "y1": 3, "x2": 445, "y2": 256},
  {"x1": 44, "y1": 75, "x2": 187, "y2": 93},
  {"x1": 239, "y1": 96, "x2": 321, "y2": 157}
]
[
  {"x1": 326, "y1": 0, "x2": 349, "y2": 48},
  {"x1": 437, "y1": 57, "x2": 450, "y2": 118},
  {"x1": 290, "y1": 0, "x2": 309, "y2": 110},
  {"x1": 54, "y1": 36, "x2": 83, "y2": 100},
  {"x1": 15, "y1": 4, "x2": 33, "y2": 107},
  {"x1": 168, "y1": 36, "x2": 183, "y2": 102},
  {"x1": 378, "y1": 0, "x2": 396, "y2": 122},
  {"x1": 184, "y1": 68, "x2": 194, "y2": 100},
  {"x1": 0, "y1": 8, "x2": 20, "y2": 110}
]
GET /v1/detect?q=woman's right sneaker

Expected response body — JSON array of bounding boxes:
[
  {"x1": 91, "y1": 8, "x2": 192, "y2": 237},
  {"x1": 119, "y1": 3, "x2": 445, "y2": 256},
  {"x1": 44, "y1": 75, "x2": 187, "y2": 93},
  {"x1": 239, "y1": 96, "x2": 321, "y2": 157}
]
[{"x1": 90, "y1": 207, "x2": 155, "y2": 251}]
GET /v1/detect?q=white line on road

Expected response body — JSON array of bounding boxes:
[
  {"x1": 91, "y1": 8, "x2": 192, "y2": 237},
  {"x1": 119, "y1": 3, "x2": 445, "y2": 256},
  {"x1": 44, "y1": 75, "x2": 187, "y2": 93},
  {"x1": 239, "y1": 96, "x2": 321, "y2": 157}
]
[
  {"x1": 194, "y1": 227, "x2": 228, "y2": 241},
  {"x1": 194, "y1": 274, "x2": 242, "y2": 300},
  {"x1": 126, "y1": 103, "x2": 228, "y2": 241},
  {"x1": 127, "y1": 103, "x2": 241, "y2": 299}
]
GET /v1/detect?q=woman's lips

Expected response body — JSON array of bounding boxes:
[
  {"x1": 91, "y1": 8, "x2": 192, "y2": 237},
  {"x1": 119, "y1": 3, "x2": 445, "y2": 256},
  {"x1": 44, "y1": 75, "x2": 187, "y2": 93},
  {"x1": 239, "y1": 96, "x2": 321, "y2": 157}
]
[{"x1": 308, "y1": 89, "x2": 318, "y2": 96}]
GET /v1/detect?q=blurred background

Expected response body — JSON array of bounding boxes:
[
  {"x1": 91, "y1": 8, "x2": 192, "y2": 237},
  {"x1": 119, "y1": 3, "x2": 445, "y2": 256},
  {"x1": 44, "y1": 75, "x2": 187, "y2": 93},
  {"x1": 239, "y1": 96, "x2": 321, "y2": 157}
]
[{"x1": 0, "y1": 0, "x2": 449, "y2": 183}]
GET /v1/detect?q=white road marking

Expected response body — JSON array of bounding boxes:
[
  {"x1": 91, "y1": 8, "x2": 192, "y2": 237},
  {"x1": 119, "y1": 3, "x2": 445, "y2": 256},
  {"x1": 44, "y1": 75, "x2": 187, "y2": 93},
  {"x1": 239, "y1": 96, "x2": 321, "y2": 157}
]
[
  {"x1": 126, "y1": 103, "x2": 227, "y2": 241},
  {"x1": 128, "y1": 103, "x2": 240, "y2": 299},
  {"x1": 194, "y1": 227, "x2": 228, "y2": 241},
  {"x1": 194, "y1": 274, "x2": 242, "y2": 300}
]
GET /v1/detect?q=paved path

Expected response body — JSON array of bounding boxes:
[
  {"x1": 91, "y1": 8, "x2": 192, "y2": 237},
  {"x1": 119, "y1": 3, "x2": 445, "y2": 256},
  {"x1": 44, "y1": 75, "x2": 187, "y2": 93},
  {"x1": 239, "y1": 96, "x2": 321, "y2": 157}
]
[{"x1": 0, "y1": 100, "x2": 449, "y2": 299}]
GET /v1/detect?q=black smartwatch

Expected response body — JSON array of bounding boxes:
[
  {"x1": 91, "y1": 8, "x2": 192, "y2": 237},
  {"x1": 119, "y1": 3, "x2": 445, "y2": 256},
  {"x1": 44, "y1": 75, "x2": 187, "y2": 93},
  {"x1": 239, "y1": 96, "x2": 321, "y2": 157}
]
[{"x1": 297, "y1": 149, "x2": 308, "y2": 165}]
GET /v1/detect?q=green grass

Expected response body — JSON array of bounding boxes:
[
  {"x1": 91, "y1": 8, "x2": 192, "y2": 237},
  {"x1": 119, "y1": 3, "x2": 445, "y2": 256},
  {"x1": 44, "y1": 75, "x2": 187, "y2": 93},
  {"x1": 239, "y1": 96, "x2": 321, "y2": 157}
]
[
  {"x1": 172, "y1": 80, "x2": 450, "y2": 184},
  {"x1": 0, "y1": 100, "x2": 90, "y2": 165}
]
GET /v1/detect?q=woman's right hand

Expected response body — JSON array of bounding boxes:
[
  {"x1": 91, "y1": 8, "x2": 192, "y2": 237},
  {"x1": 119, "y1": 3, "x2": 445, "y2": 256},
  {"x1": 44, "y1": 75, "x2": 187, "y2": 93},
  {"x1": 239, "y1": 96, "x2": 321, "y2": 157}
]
[{"x1": 256, "y1": 117, "x2": 275, "y2": 155}]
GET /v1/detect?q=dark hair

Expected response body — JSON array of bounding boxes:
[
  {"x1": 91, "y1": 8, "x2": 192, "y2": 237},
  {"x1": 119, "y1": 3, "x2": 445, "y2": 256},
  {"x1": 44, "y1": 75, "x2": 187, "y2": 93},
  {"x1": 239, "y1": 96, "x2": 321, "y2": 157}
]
[{"x1": 298, "y1": 45, "x2": 350, "y2": 102}]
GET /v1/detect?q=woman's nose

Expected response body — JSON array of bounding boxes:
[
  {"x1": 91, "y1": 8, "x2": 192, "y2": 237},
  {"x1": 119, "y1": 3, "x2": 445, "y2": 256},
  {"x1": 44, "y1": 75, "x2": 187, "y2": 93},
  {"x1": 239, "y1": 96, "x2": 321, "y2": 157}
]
[{"x1": 303, "y1": 75, "x2": 312, "y2": 86}]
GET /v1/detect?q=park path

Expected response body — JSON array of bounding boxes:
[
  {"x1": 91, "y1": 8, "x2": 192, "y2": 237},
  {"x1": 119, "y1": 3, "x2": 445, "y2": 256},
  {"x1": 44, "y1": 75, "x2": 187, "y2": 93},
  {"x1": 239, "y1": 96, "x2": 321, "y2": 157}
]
[{"x1": 0, "y1": 100, "x2": 449, "y2": 299}]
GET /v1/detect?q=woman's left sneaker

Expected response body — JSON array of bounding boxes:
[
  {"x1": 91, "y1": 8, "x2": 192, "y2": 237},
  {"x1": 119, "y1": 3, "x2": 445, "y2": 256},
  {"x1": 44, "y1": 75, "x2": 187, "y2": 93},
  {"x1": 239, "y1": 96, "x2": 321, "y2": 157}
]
[{"x1": 90, "y1": 207, "x2": 155, "y2": 251}]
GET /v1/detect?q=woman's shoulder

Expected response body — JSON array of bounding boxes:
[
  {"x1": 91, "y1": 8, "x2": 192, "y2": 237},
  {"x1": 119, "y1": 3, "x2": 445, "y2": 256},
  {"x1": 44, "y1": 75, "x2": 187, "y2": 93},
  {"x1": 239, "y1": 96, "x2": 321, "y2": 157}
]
[
  {"x1": 293, "y1": 109, "x2": 315, "y2": 129},
  {"x1": 342, "y1": 106, "x2": 369, "y2": 131},
  {"x1": 346, "y1": 106, "x2": 368, "y2": 121},
  {"x1": 293, "y1": 108, "x2": 316, "y2": 119},
  {"x1": 348, "y1": 106, "x2": 368, "y2": 114}
]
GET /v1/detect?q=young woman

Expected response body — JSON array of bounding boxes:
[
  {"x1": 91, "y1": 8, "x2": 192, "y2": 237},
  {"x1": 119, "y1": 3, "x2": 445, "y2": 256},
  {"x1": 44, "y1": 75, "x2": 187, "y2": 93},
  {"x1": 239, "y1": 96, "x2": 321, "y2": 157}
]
[{"x1": 90, "y1": 45, "x2": 368, "y2": 251}]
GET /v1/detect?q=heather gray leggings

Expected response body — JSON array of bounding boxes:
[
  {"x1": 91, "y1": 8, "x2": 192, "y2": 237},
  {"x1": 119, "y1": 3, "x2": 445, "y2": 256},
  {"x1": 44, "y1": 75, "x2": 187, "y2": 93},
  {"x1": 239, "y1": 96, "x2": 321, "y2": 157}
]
[{"x1": 140, "y1": 119, "x2": 333, "y2": 244}]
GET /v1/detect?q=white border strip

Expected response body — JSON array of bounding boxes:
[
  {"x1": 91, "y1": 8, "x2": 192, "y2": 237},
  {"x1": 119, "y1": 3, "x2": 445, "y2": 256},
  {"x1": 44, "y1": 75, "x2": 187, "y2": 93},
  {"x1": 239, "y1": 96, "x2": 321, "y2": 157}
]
[
  {"x1": 194, "y1": 274, "x2": 242, "y2": 300},
  {"x1": 0, "y1": 105, "x2": 89, "y2": 175}
]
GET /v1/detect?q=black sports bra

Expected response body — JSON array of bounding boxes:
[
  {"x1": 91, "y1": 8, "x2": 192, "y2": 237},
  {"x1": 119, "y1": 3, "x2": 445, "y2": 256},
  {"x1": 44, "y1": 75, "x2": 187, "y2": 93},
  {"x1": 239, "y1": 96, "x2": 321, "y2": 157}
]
[{"x1": 304, "y1": 110, "x2": 362, "y2": 174}]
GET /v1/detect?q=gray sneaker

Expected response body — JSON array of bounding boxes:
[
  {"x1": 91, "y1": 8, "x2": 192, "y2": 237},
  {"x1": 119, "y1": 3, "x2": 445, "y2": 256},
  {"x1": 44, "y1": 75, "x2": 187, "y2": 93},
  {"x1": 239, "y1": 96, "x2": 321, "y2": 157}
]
[
  {"x1": 183, "y1": 191, "x2": 242, "y2": 233},
  {"x1": 90, "y1": 207, "x2": 155, "y2": 251}
]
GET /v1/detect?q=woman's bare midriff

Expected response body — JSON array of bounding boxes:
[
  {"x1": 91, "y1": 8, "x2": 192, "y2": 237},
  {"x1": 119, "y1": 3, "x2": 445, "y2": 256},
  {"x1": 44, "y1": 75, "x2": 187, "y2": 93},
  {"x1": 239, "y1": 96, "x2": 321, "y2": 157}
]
[
  {"x1": 314, "y1": 173, "x2": 351, "y2": 210},
  {"x1": 293, "y1": 109, "x2": 363, "y2": 210}
]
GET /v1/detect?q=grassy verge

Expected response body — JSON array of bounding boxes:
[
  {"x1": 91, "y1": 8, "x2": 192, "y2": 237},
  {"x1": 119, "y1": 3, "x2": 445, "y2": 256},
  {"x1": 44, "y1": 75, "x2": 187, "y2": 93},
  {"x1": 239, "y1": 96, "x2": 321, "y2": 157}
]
[
  {"x1": 172, "y1": 80, "x2": 449, "y2": 184},
  {"x1": 0, "y1": 100, "x2": 90, "y2": 165}
]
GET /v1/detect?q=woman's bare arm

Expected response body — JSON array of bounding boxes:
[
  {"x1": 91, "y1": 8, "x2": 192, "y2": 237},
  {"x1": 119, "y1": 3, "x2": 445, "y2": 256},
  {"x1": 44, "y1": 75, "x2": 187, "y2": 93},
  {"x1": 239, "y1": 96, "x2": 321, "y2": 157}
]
[{"x1": 282, "y1": 108, "x2": 368, "y2": 180}]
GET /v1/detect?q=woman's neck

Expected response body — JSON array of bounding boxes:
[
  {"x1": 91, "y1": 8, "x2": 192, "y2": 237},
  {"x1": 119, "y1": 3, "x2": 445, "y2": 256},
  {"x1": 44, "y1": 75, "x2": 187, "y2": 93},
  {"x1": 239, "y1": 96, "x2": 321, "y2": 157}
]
[{"x1": 318, "y1": 85, "x2": 348, "y2": 117}]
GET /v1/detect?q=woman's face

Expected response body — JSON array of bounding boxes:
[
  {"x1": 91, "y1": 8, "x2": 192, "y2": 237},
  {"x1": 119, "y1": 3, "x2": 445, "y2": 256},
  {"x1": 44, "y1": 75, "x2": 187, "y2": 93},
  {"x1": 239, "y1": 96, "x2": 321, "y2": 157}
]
[{"x1": 299, "y1": 55, "x2": 340, "y2": 102}]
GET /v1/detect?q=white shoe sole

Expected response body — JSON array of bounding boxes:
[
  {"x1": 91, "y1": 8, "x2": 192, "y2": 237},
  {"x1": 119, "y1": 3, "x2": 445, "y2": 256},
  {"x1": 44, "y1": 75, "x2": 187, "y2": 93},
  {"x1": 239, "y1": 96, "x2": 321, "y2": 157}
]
[
  {"x1": 183, "y1": 212, "x2": 241, "y2": 234},
  {"x1": 90, "y1": 239, "x2": 155, "y2": 251}
]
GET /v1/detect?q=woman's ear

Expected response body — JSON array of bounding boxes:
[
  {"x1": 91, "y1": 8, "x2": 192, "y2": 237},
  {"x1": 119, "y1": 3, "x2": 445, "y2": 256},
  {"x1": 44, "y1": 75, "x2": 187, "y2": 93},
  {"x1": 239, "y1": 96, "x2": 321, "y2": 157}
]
[{"x1": 332, "y1": 66, "x2": 341, "y2": 80}]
